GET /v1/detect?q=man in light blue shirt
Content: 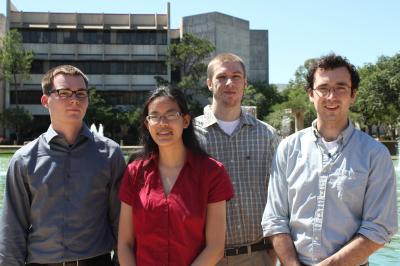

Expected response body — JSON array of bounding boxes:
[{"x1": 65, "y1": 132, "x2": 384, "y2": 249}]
[{"x1": 262, "y1": 54, "x2": 398, "y2": 266}]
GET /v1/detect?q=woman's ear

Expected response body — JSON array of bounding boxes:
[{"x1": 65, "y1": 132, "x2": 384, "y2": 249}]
[{"x1": 182, "y1": 114, "x2": 191, "y2": 129}]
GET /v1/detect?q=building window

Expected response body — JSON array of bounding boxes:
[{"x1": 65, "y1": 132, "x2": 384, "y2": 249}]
[
  {"x1": 17, "y1": 28, "x2": 167, "y2": 45},
  {"x1": 99, "y1": 90, "x2": 149, "y2": 105},
  {"x1": 30, "y1": 61, "x2": 44, "y2": 74},
  {"x1": 157, "y1": 31, "x2": 167, "y2": 45},
  {"x1": 32, "y1": 60, "x2": 167, "y2": 75},
  {"x1": 10, "y1": 90, "x2": 43, "y2": 104},
  {"x1": 116, "y1": 31, "x2": 131, "y2": 44},
  {"x1": 63, "y1": 30, "x2": 77, "y2": 44},
  {"x1": 9, "y1": 89, "x2": 151, "y2": 106}
]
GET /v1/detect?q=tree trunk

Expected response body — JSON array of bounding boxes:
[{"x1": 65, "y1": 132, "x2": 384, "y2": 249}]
[
  {"x1": 16, "y1": 126, "x2": 21, "y2": 145},
  {"x1": 13, "y1": 73, "x2": 18, "y2": 106},
  {"x1": 391, "y1": 125, "x2": 396, "y2": 140},
  {"x1": 0, "y1": 76, "x2": 5, "y2": 136},
  {"x1": 368, "y1": 124, "x2": 373, "y2": 136}
]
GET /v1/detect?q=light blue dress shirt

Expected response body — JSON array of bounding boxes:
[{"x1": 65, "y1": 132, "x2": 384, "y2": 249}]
[{"x1": 262, "y1": 120, "x2": 398, "y2": 265}]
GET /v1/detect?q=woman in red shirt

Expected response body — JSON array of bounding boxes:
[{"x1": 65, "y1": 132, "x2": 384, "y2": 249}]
[{"x1": 118, "y1": 87, "x2": 234, "y2": 266}]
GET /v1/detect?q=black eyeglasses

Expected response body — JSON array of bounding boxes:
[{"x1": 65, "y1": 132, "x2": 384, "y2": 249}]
[
  {"x1": 146, "y1": 112, "x2": 182, "y2": 124},
  {"x1": 313, "y1": 86, "x2": 350, "y2": 97},
  {"x1": 50, "y1": 88, "x2": 89, "y2": 99}
]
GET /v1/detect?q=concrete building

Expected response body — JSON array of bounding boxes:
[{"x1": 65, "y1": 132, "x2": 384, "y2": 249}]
[
  {"x1": 0, "y1": 1, "x2": 269, "y2": 138},
  {"x1": 1, "y1": 0, "x2": 177, "y2": 135},
  {"x1": 182, "y1": 12, "x2": 269, "y2": 83},
  {"x1": 0, "y1": 13, "x2": 6, "y2": 117}
]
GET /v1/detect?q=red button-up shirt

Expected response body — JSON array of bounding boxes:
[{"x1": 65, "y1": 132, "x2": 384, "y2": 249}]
[{"x1": 119, "y1": 151, "x2": 234, "y2": 266}]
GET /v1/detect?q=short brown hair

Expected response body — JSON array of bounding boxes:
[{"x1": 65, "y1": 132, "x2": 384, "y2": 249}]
[
  {"x1": 41, "y1": 65, "x2": 89, "y2": 95},
  {"x1": 207, "y1": 53, "x2": 246, "y2": 80}
]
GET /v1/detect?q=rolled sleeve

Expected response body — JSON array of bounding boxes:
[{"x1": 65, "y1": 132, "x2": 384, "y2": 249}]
[
  {"x1": 0, "y1": 154, "x2": 31, "y2": 266},
  {"x1": 358, "y1": 147, "x2": 398, "y2": 244},
  {"x1": 262, "y1": 139, "x2": 291, "y2": 237}
]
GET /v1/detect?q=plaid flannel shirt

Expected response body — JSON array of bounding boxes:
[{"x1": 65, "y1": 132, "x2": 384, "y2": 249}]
[{"x1": 194, "y1": 105, "x2": 279, "y2": 246}]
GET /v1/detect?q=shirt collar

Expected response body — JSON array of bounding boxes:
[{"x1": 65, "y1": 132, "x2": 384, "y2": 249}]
[
  {"x1": 311, "y1": 119, "x2": 355, "y2": 145},
  {"x1": 202, "y1": 105, "x2": 256, "y2": 128},
  {"x1": 44, "y1": 123, "x2": 94, "y2": 144},
  {"x1": 146, "y1": 149, "x2": 196, "y2": 170}
]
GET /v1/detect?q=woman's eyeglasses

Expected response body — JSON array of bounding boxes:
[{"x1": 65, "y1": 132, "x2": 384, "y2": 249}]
[{"x1": 146, "y1": 112, "x2": 182, "y2": 124}]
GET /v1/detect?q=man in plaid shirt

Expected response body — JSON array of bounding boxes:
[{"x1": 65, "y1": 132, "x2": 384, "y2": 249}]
[{"x1": 194, "y1": 53, "x2": 279, "y2": 266}]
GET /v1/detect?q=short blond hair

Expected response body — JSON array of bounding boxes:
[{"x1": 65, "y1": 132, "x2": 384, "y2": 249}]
[
  {"x1": 207, "y1": 53, "x2": 246, "y2": 80},
  {"x1": 41, "y1": 65, "x2": 89, "y2": 95}
]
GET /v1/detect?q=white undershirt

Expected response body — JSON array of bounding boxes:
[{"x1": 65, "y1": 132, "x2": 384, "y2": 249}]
[
  {"x1": 322, "y1": 138, "x2": 339, "y2": 157},
  {"x1": 217, "y1": 119, "x2": 240, "y2": 136}
]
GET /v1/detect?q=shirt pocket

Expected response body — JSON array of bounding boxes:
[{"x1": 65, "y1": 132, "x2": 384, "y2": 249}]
[{"x1": 328, "y1": 169, "x2": 367, "y2": 204}]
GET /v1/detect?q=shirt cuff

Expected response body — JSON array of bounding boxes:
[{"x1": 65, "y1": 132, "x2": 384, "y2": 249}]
[
  {"x1": 262, "y1": 219, "x2": 291, "y2": 237},
  {"x1": 358, "y1": 220, "x2": 398, "y2": 244}
]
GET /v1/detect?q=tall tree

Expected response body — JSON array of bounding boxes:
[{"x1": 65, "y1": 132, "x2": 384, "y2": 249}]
[
  {"x1": 85, "y1": 88, "x2": 143, "y2": 144},
  {"x1": 85, "y1": 87, "x2": 114, "y2": 127},
  {"x1": 266, "y1": 59, "x2": 316, "y2": 131},
  {"x1": 0, "y1": 106, "x2": 33, "y2": 144},
  {"x1": 155, "y1": 33, "x2": 215, "y2": 115},
  {"x1": 0, "y1": 29, "x2": 34, "y2": 106},
  {"x1": 353, "y1": 54, "x2": 400, "y2": 138},
  {"x1": 242, "y1": 83, "x2": 284, "y2": 120},
  {"x1": 167, "y1": 33, "x2": 215, "y2": 91}
]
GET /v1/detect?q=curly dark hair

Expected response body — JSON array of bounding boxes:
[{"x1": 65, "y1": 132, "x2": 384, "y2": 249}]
[
  {"x1": 305, "y1": 53, "x2": 360, "y2": 96},
  {"x1": 131, "y1": 86, "x2": 207, "y2": 161}
]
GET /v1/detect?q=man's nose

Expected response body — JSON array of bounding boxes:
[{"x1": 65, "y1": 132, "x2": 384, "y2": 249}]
[
  {"x1": 69, "y1": 93, "x2": 81, "y2": 102},
  {"x1": 326, "y1": 88, "x2": 338, "y2": 98},
  {"x1": 225, "y1": 77, "x2": 233, "y2": 85}
]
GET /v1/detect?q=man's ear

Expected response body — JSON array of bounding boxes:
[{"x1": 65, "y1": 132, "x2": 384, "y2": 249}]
[
  {"x1": 307, "y1": 89, "x2": 314, "y2": 102},
  {"x1": 207, "y1": 78, "x2": 213, "y2": 92},
  {"x1": 41, "y1": 95, "x2": 49, "y2": 108},
  {"x1": 350, "y1": 89, "x2": 357, "y2": 103}
]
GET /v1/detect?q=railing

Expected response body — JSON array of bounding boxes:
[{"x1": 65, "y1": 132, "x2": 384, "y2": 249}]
[{"x1": 0, "y1": 145, "x2": 142, "y2": 155}]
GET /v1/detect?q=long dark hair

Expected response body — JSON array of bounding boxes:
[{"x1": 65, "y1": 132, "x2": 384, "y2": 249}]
[{"x1": 130, "y1": 86, "x2": 207, "y2": 162}]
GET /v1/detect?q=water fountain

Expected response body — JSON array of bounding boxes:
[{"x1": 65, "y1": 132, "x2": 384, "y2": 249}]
[
  {"x1": 90, "y1": 123, "x2": 98, "y2": 134},
  {"x1": 90, "y1": 123, "x2": 104, "y2": 136},
  {"x1": 98, "y1": 124, "x2": 104, "y2": 136}
]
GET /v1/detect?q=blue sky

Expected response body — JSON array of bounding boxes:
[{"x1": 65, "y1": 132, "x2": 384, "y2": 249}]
[{"x1": 1, "y1": 0, "x2": 399, "y2": 84}]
